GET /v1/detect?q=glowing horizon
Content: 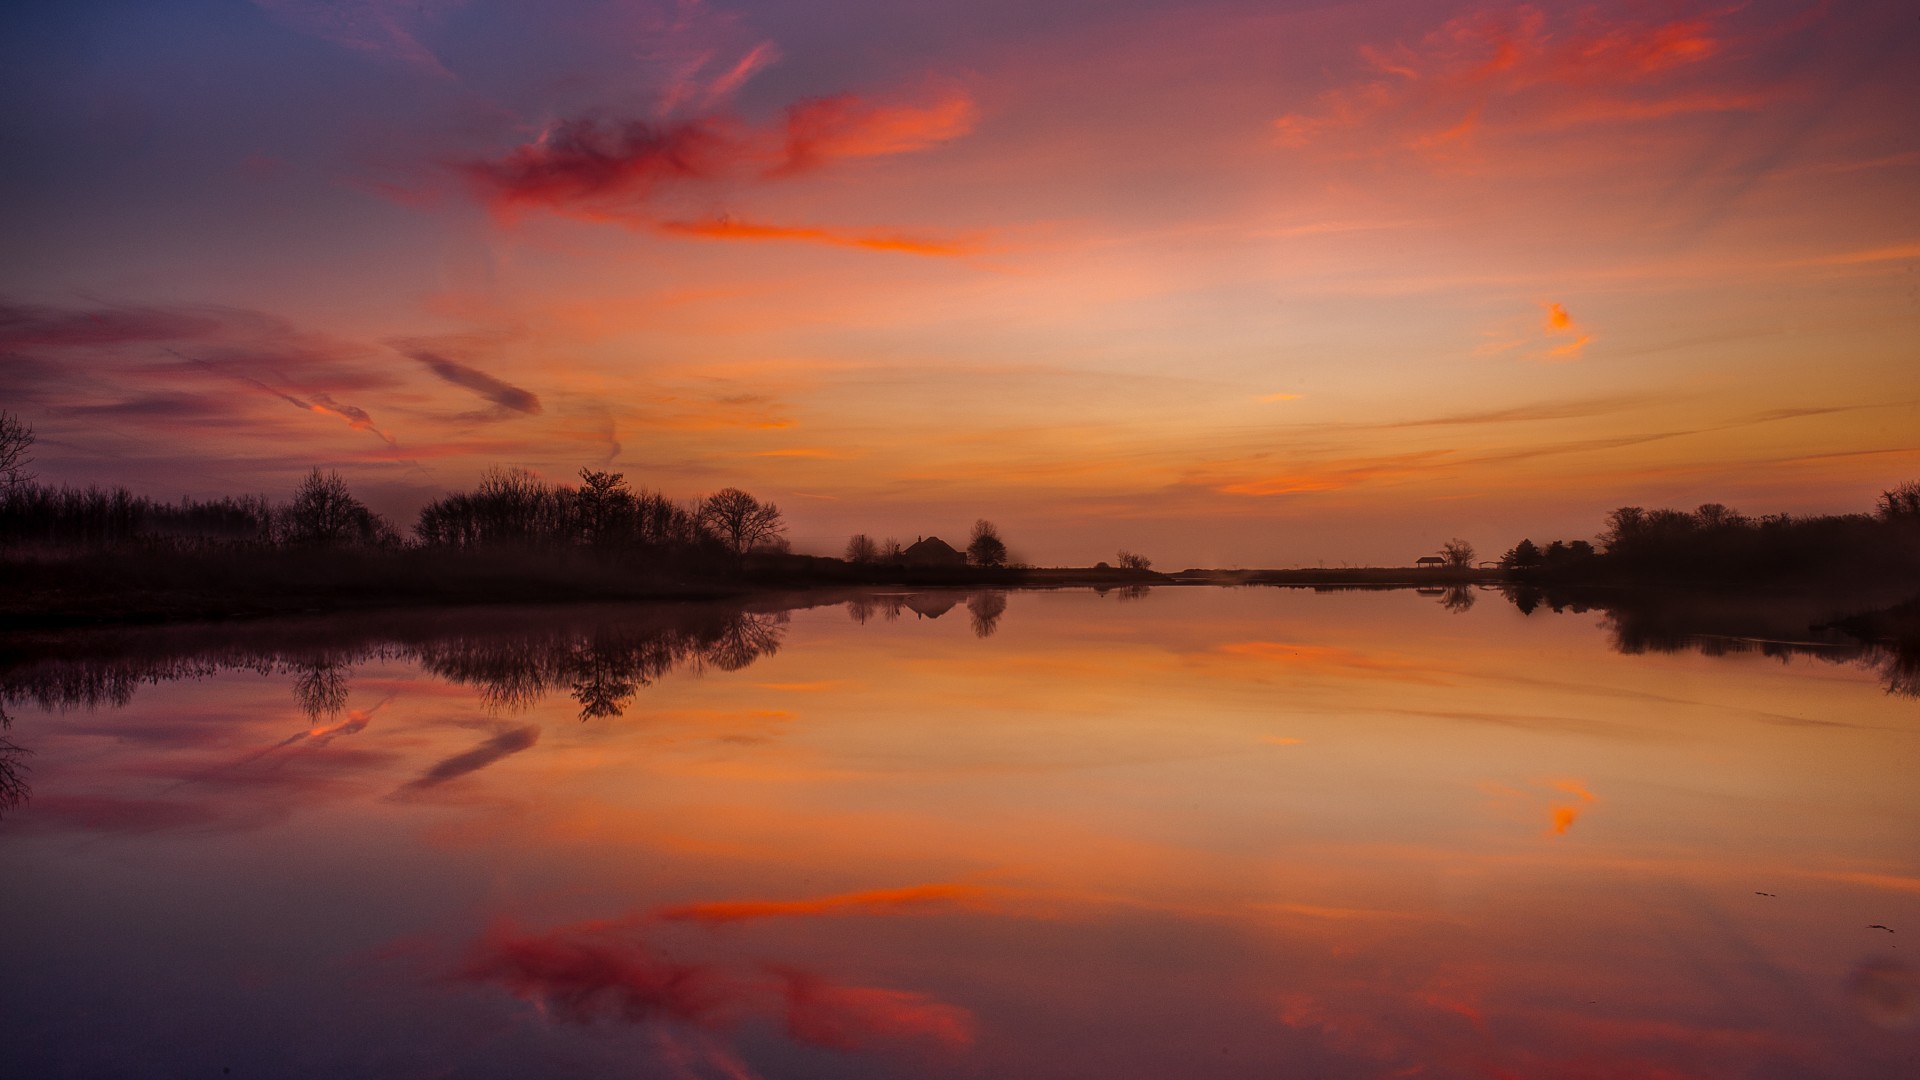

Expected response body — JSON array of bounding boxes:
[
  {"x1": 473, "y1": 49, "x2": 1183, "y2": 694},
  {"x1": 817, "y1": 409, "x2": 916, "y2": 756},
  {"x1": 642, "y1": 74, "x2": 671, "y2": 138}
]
[{"x1": 4, "y1": 0, "x2": 1916, "y2": 566}]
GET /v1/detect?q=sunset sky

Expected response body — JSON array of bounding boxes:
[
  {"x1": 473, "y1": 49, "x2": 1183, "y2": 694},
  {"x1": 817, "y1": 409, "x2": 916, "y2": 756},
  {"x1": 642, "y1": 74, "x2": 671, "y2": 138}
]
[{"x1": 3, "y1": 0, "x2": 1916, "y2": 566}]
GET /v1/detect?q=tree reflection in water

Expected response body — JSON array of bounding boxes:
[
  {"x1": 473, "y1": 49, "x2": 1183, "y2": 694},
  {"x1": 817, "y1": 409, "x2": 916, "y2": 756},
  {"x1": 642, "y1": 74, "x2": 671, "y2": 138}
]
[
  {"x1": 966, "y1": 591, "x2": 1007, "y2": 638},
  {"x1": 0, "y1": 604, "x2": 791, "y2": 725},
  {"x1": 0, "y1": 704, "x2": 28, "y2": 818},
  {"x1": 1498, "y1": 584, "x2": 1920, "y2": 697}
]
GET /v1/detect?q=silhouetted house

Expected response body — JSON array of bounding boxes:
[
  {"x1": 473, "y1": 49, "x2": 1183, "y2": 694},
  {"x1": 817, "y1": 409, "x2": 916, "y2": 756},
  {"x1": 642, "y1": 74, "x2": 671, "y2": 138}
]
[
  {"x1": 1416, "y1": 556, "x2": 1447, "y2": 568},
  {"x1": 901, "y1": 535, "x2": 967, "y2": 568},
  {"x1": 903, "y1": 593, "x2": 959, "y2": 619}
]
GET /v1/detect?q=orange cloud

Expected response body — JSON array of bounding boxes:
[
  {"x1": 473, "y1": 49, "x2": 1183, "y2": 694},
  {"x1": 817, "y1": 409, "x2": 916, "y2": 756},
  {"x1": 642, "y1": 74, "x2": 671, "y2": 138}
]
[
  {"x1": 658, "y1": 217, "x2": 982, "y2": 257},
  {"x1": 654, "y1": 883, "x2": 993, "y2": 925},
  {"x1": 775, "y1": 967, "x2": 974, "y2": 1052},
  {"x1": 1274, "y1": 4, "x2": 1758, "y2": 160},
  {"x1": 1541, "y1": 301, "x2": 1593, "y2": 360},
  {"x1": 775, "y1": 90, "x2": 978, "y2": 175},
  {"x1": 1259, "y1": 392, "x2": 1304, "y2": 403},
  {"x1": 1546, "y1": 778, "x2": 1597, "y2": 836},
  {"x1": 459, "y1": 86, "x2": 978, "y2": 255}
]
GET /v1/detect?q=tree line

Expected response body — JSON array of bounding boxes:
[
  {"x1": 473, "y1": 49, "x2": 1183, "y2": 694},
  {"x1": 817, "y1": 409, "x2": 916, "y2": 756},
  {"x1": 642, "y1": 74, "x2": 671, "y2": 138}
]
[{"x1": 1498, "y1": 482, "x2": 1920, "y2": 583}]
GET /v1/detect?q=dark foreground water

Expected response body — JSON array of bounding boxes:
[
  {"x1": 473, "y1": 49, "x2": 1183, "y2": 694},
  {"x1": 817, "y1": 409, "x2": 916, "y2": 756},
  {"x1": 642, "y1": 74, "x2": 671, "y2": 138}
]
[{"x1": 1, "y1": 586, "x2": 1915, "y2": 1078}]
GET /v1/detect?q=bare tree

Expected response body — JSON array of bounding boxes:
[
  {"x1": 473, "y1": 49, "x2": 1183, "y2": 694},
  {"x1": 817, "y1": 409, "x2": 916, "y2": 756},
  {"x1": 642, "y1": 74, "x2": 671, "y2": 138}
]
[
  {"x1": 1116, "y1": 550, "x2": 1151, "y2": 571},
  {"x1": 844, "y1": 533, "x2": 879, "y2": 564},
  {"x1": 0, "y1": 410, "x2": 33, "y2": 489},
  {"x1": 1441, "y1": 537, "x2": 1475, "y2": 569},
  {"x1": 881, "y1": 536, "x2": 904, "y2": 563},
  {"x1": 284, "y1": 469, "x2": 368, "y2": 545},
  {"x1": 577, "y1": 468, "x2": 635, "y2": 547},
  {"x1": 967, "y1": 519, "x2": 1008, "y2": 568},
  {"x1": 698, "y1": 488, "x2": 784, "y2": 555}
]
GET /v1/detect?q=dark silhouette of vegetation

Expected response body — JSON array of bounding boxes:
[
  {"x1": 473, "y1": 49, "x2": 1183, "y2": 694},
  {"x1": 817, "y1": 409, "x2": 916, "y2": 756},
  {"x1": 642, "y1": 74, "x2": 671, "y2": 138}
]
[
  {"x1": 1499, "y1": 537, "x2": 1595, "y2": 571},
  {"x1": 1876, "y1": 481, "x2": 1920, "y2": 521},
  {"x1": 967, "y1": 519, "x2": 1008, "y2": 568},
  {"x1": 0, "y1": 410, "x2": 32, "y2": 490},
  {"x1": 0, "y1": 482, "x2": 278, "y2": 548},
  {"x1": 1116, "y1": 550, "x2": 1151, "y2": 571},
  {"x1": 1498, "y1": 482, "x2": 1920, "y2": 587},
  {"x1": 698, "y1": 487, "x2": 784, "y2": 556},
  {"x1": 285, "y1": 469, "x2": 396, "y2": 546},
  {"x1": 1440, "y1": 538, "x2": 1475, "y2": 569},
  {"x1": 844, "y1": 533, "x2": 880, "y2": 565}
]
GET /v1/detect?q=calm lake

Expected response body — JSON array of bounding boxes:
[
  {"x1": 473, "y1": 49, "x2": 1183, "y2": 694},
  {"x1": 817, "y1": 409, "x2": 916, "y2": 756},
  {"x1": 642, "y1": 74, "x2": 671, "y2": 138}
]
[{"x1": 1, "y1": 586, "x2": 1915, "y2": 1078}]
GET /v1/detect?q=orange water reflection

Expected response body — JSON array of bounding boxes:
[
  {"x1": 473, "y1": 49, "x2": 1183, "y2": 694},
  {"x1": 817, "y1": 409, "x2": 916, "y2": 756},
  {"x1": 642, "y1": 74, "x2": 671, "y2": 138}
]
[{"x1": 1, "y1": 588, "x2": 1915, "y2": 1077}]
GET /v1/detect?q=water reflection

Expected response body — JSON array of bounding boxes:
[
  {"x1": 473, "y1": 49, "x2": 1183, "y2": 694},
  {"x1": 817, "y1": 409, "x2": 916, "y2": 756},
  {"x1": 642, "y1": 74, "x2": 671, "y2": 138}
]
[
  {"x1": 2, "y1": 587, "x2": 1917, "y2": 1079},
  {"x1": 0, "y1": 705, "x2": 27, "y2": 817},
  {"x1": 1497, "y1": 584, "x2": 1920, "y2": 696},
  {"x1": 0, "y1": 603, "x2": 791, "y2": 723}
]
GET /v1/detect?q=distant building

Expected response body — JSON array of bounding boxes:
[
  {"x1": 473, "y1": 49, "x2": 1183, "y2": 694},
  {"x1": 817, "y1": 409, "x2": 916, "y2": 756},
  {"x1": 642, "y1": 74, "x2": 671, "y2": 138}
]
[
  {"x1": 901, "y1": 535, "x2": 968, "y2": 568},
  {"x1": 1415, "y1": 555, "x2": 1446, "y2": 568}
]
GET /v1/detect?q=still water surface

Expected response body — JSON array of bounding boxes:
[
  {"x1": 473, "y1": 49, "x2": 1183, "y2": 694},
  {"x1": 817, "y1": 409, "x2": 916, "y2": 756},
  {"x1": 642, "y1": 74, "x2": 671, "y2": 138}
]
[{"x1": 1, "y1": 586, "x2": 1915, "y2": 1078}]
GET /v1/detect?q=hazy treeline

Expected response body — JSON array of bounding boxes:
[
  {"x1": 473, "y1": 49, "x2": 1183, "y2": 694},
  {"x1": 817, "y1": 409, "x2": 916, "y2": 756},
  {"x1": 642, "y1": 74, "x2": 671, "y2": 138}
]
[
  {"x1": 0, "y1": 465, "x2": 782, "y2": 560},
  {"x1": 1500, "y1": 482, "x2": 1920, "y2": 584},
  {"x1": 0, "y1": 484, "x2": 280, "y2": 547}
]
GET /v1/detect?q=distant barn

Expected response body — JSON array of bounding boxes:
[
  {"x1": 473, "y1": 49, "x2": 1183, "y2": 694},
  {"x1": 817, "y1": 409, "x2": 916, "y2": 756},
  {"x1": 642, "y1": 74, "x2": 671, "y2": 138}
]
[
  {"x1": 901, "y1": 535, "x2": 968, "y2": 568},
  {"x1": 1415, "y1": 555, "x2": 1447, "y2": 568}
]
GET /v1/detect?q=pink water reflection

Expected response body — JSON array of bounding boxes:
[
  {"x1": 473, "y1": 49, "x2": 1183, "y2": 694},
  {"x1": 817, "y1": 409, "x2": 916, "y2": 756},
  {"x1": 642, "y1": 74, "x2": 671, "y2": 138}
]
[{"x1": 1, "y1": 588, "x2": 1914, "y2": 1077}]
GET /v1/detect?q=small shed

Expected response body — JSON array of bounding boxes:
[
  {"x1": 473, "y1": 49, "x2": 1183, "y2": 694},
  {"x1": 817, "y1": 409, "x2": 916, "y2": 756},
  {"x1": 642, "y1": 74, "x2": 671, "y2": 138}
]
[{"x1": 1415, "y1": 555, "x2": 1447, "y2": 568}]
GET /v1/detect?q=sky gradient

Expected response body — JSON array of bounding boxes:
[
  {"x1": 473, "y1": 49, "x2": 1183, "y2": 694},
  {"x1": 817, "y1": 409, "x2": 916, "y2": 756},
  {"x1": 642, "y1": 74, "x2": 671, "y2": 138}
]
[{"x1": 4, "y1": 0, "x2": 1916, "y2": 566}]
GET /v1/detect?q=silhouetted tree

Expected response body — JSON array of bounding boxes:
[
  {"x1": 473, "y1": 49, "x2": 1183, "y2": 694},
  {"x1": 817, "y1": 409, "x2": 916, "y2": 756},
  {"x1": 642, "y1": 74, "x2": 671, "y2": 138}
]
[
  {"x1": 0, "y1": 411, "x2": 33, "y2": 490},
  {"x1": 1441, "y1": 537, "x2": 1475, "y2": 568},
  {"x1": 844, "y1": 533, "x2": 879, "y2": 564},
  {"x1": 881, "y1": 536, "x2": 904, "y2": 563},
  {"x1": 1501, "y1": 538, "x2": 1542, "y2": 569},
  {"x1": 968, "y1": 519, "x2": 1008, "y2": 567},
  {"x1": 1116, "y1": 550, "x2": 1151, "y2": 571},
  {"x1": 1694, "y1": 502, "x2": 1746, "y2": 529},
  {"x1": 576, "y1": 468, "x2": 635, "y2": 548},
  {"x1": 698, "y1": 488, "x2": 783, "y2": 556},
  {"x1": 283, "y1": 469, "x2": 389, "y2": 545},
  {"x1": 1879, "y1": 481, "x2": 1920, "y2": 521}
]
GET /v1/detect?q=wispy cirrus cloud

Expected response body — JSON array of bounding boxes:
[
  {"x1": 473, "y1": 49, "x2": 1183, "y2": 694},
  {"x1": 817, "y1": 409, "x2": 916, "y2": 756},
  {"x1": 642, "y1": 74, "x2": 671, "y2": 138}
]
[
  {"x1": 656, "y1": 883, "x2": 993, "y2": 925},
  {"x1": 1274, "y1": 3, "x2": 1763, "y2": 161},
  {"x1": 774, "y1": 967, "x2": 974, "y2": 1052},
  {"x1": 0, "y1": 300, "x2": 223, "y2": 348},
  {"x1": 249, "y1": 0, "x2": 466, "y2": 79},
  {"x1": 393, "y1": 343, "x2": 542, "y2": 416},
  {"x1": 773, "y1": 90, "x2": 978, "y2": 176}
]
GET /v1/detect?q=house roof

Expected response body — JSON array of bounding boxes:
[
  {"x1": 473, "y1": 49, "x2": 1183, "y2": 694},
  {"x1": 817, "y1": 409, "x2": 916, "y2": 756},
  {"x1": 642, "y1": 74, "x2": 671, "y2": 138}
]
[{"x1": 901, "y1": 535, "x2": 967, "y2": 565}]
